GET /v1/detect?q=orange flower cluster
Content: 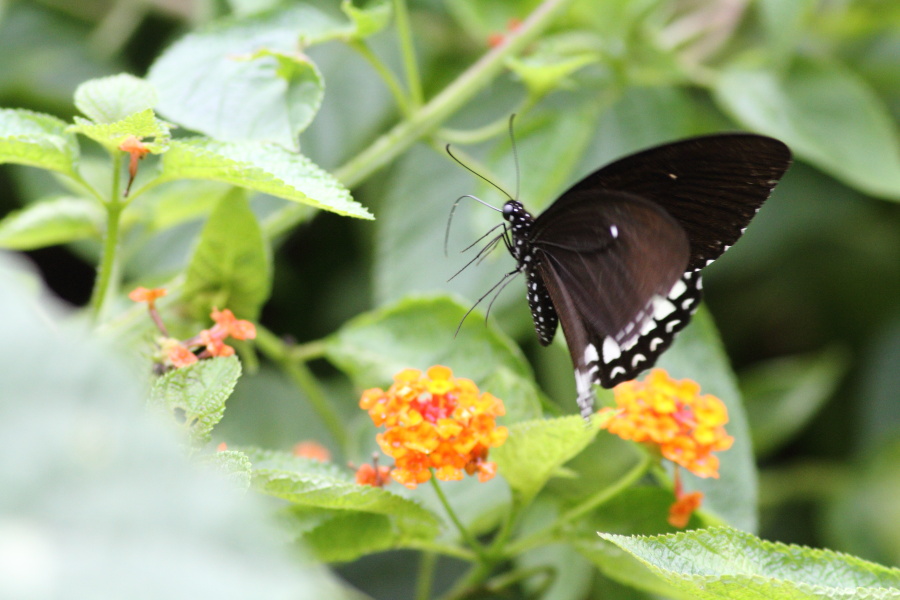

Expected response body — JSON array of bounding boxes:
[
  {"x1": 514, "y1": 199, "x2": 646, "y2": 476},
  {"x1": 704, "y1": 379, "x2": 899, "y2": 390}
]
[
  {"x1": 292, "y1": 440, "x2": 331, "y2": 463},
  {"x1": 599, "y1": 369, "x2": 733, "y2": 478},
  {"x1": 359, "y1": 366, "x2": 508, "y2": 489},
  {"x1": 130, "y1": 287, "x2": 256, "y2": 370}
]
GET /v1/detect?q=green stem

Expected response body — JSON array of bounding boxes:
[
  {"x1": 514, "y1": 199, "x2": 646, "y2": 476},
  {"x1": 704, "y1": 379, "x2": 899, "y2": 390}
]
[
  {"x1": 415, "y1": 552, "x2": 437, "y2": 600},
  {"x1": 349, "y1": 39, "x2": 412, "y2": 116},
  {"x1": 430, "y1": 475, "x2": 490, "y2": 563},
  {"x1": 505, "y1": 454, "x2": 652, "y2": 557},
  {"x1": 254, "y1": 326, "x2": 350, "y2": 451},
  {"x1": 263, "y1": 0, "x2": 572, "y2": 239},
  {"x1": 89, "y1": 152, "x2": 124, "y2": 322},
  {"x1": 393, "y1": 0, "x2": 423, "y2": 108}
]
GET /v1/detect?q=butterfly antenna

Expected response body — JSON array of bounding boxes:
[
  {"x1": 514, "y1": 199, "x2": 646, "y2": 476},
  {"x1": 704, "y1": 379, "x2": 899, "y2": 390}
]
[
  {"x1": 444, "y1": 194, "x2": 502, "y2": 256},
  {"x1": 454, "y1": 269, "x2": 519, "y2": 337},
  {"x1": 508, "y1": 114, "x2": 521, "y2": 201},
  {"x1": 446, "y1": 144, "x2": 513, "y2": 201},
  {"x1": 447, "y1": 231, "x2": 505, "y2": 282}
]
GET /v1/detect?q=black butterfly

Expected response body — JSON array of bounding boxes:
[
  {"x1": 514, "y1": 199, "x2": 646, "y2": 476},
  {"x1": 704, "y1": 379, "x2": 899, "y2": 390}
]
[{"x1": 449, "y1": 132, "x2": 792, "y2": 419}]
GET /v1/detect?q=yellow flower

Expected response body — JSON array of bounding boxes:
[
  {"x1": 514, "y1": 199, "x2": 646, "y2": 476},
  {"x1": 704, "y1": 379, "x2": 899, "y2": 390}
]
[
  {"x1": 598, "y1": 369, "x2": 733, "y2": 479},
  {"x1": 359, "y1": 366, "x2": 507, "y2": 489}
]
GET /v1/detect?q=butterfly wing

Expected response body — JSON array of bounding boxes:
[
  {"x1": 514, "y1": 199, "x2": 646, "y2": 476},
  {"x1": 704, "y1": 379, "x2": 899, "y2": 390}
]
[
  {"x1": 542, "y1": 134, "x2": 792, "y2": 270},
  {"x1": 533, "y1": 190, "x2": 691, "y2": 418}
]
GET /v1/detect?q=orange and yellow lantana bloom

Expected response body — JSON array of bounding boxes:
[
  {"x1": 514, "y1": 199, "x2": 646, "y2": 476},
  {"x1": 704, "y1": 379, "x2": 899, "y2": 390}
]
[
  {"x1": 359, "y1": 366, "x2": 508, "y2": 489},
  {"x1": 599, "y1": 369, "x2": 734, "y2": 479}
]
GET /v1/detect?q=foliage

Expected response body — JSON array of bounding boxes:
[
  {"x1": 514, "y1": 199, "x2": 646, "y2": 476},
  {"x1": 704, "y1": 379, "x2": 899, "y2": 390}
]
[{"x1": 1, "y1": 0, "x2": 899, "y2": 598}]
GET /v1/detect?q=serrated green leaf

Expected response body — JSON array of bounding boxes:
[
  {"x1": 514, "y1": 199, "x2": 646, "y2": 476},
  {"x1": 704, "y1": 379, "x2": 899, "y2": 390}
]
[
  {"x1": 599, "y1": 526, "x2": 900, "y2": 600},
  {"x1": 148, "y1": 2, "x2": 380, "y2": 148},
  {"x1": 0, "y1": 108, "x2": 79, "y2": 175},
  {"x1": 492, "y1": 415, "x2": 599, "y2": 504},
  {"x1": 656, "y1": 308, "x2": 757, "y2": 532},
  {"x1": 324, "y1": 294, "x2": 542, "y2": 421},
  {"x1": 0, "y1": 196, "x2": 103, "y2": 250},
  {"x1": 73, "y1": 73, "x2": 159, "y2": 124},
  {"x1": 742, "y1": 347, "x2": 848, "y2": 459},
  {"x1": 200, "y1": 449, "x2": 252, "y2": 491},
  {"x1": 159, "y1": 138, "x2": 369, "y2": 219},
  {"x1": 303, "y1": 511, "x2": 395, "y2": 562},
  {"x1": 182, "y1": 188, "x2": 271, "y2": 321},
  {"x1": 149, "y1": 355, "x2": 242, "y2": 445},
  {"x1": 68, "y1": 108, "x2": 171, "y2": 152},
  {"x1": 251, "y1": 449, "x2": 441, "y2": 541},
  {"x1": 714, "y1": 57, "x2": 900, "y2": 200}
]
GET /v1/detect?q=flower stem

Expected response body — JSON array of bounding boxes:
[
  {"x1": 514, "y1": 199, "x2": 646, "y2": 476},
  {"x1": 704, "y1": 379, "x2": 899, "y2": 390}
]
[
  {"x1": 254, "y1": 325, "x2": 349, "y2": 451},
  {"x1": 263, "y1": 0, "x2": 573, "y2": 239},
  {"x1": 504, "y1": 454, "x2": 652, "y2": 557},
  {"x1": 430, "y1": 475, "x2": 490, "y2": 563},
  {"x1": 349, "y1": 39, "x2": 411, "y2": 116},
  {"x1": 89, "y1": 152, "x2": 124, "y2": 322},
  {"x1": 415, "y1": 551, "x2": 437, "y2": 600},
  {"x1": 393, "y1": 0, "x2": 423, "y2": 109}
]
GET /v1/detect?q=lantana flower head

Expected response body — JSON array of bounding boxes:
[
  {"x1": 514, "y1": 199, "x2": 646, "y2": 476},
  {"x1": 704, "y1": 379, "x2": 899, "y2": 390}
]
[
  {"x1": 359, "y1": 366, "x2": 508, "y2": 489},
  {"x1": 599, "y1": 369, "x2": 733, "y2": 478}
]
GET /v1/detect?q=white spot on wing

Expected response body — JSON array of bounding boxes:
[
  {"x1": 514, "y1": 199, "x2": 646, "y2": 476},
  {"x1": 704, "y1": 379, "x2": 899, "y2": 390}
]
[
  {"x1": 669, "y1": 279, "x2": 687, "y2": 298},
  {"x1": 610, "y1": 224, "x2": 618, "y2": 239},
  {"x1": 602, "y1": 337, "x2": 620, "y2": 362},
  {"x1": 652, "y1": 296, "x2": 675, "y2": 320},
  {"x1": 584, "y1": 343, "x2": 599, "y2": 364}
]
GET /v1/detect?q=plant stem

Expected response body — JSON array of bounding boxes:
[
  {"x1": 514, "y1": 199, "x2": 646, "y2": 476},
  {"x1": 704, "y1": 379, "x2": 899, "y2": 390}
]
[
  {"x1": 263, "y1": 0, "x2": 573, "y2": 239},
  {"x1": 504, "y1": 454, "x2": 652, "y2": 557},
  {"x1": 430, "y1": 475, "x2": 490, "y2": 563},
  {"x1": 415, "y1": 551, "x2": 437, "y2": 600},
  {"x1": 349, "y1": 39, "x2": 412, "y2": 116},
  {"x1": 254, "y1": 325, "x2": 349, "y2": 451},
  {"x1": 89, "y1": 152, "x2": 124, "y2": 322},
  {"x1": 393, "y1": 0, "x2": 423, "y2": 108}
]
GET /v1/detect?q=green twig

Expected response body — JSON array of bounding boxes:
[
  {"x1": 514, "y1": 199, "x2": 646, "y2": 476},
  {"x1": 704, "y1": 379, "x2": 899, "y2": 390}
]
[
  {"x1": 254, "y1": 325, "x2": 349, "y2": 451},
  {"x1": 348, "y1": 39, "x2": 412, "y2": 116},
  {"x1": 415, "y1": 551, "x2": 437, "y2": 600},
  {"x1": 430, "y1": 475, "x2": 490, "y2": 563},
  {"x1": 393, "y1": 0, "x2": 423, "y2": 108},
  {"x1": 89, "y1": 152, "x2": 124, "y2": 322}
]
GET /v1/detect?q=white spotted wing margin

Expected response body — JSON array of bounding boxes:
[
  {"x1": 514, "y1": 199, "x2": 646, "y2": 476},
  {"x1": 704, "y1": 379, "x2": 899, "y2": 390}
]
[{"x1": 532, "y1": 191, "x2": 692, "y2": 419}]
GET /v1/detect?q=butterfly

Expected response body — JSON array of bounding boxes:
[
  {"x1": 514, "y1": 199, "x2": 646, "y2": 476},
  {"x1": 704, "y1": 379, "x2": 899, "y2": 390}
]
[{"x1": 448, "y1": 131, "x2": 792, "y2": 419}]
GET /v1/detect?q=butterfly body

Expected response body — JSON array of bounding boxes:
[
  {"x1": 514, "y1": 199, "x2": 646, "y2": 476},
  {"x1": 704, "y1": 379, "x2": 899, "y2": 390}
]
[{"x1": 462, "y1": 132, "x2": 791, "y2": 418}]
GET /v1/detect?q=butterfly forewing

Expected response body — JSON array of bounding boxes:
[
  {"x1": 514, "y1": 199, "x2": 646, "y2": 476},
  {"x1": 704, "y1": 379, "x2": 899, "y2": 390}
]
[{"x1": 545, "y1": 134, "x2": 792, "y2": 270}]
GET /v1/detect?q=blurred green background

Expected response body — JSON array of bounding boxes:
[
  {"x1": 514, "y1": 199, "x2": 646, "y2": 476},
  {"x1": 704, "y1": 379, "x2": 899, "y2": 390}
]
[{"x1": 1, "y1": 0, "x2": 899, "y2": 591}]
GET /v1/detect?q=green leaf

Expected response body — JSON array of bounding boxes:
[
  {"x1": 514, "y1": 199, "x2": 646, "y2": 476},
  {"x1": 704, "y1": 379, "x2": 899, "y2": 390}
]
[
  {"x1": 341, "y1": 0, "x2": 392, "y2": 38},
  {"x1": 159, "y1": 138, "x2": 370, "y2": 219},
  {"x1": 200, "y1": 449, "x2": 253, "y2": 491},
  {"x1": 149, "y1": 355, "x2": 242, "y2": 445},
  {"x1": 68, "y1": 108, "x2": 171, "y2": 152},
  {"x1": 656, "y1": 308, "x2": 758, "y2": 532},
  {"x1": 0, "y1": 196, "x2": 103, "y2": 250},
  {"x1": 599, "y1": 526, "x2": 900, "y2": 600},
  {"x1": 492, "y1": 415, "x2": 599, "y2": 504},
  {"x1": 324, "y1": 294, "x2": 542, "y2": 421},
  {"x1": 714, "y1": 57, "x2": 900, "y2": 200},
  {"x1": 742, "y1": 347, "x2": 848, "y2": 459},
  {"x1": 0, "y1": 108, "x2": 79, "y2": 176},
  {"x1": 302, "y1": 511, "x2": 395, "y2": 562},
  {"x1": 147, "y1": 2, "x2": 385, "y2": 149},
  {"x1": 182, "y1": 188, "x2": 271, "y2": 321},
  {"x1": 73, "y1": 73, "x2": 159, "y2": 124},
  {"x1": 248, "y1": 448, "x2": 440, "y2": 541}
]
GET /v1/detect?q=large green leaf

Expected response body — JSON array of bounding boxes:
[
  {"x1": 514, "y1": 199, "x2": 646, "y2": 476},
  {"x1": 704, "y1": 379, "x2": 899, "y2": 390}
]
[
  {"x1": 182, "y1": 188, "x2": 271, "y2": 321},
  {"x1": 656, "y1": 308, "x2": 757, "y2": 532},
  {"x1": 600, "y1": 526, "x2": 900, "y2": 599},
  {"x1": 159, "y1": 138, "x2": 370, "y2": 219},
  {"x1": 149, "y1": 356, "x2": 242, "y2": 446},
  {"x1": 0, "y1": 196, "x2": 103, "y2": 250},
  {"x1": 0, "y1": 252, "x2": 350, "y2": 598},
  {"x1": 148, "y1": 1, "x2": 389, "y2": 149},
  {"x1": 69, "y1": 108, "x2": 171, "y2": 153},
  {"x1": 492, "y1": 415, "x2": 599, "y2": 504},
  {"x1": 714, "y1": 57, "x2": 900, "y2": 200},
  {"x1": 324, "y1": 294, "x2": 543, "y2": 422},
  {"x1": 0, "y1": 108, "x2": 79, "y2": 176},
  {"x1": 73, "y1": 73, "x2": 158, "y2": 124}
]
